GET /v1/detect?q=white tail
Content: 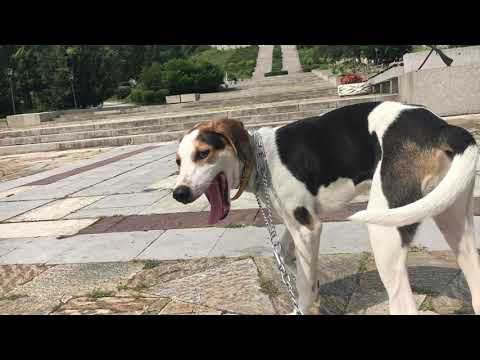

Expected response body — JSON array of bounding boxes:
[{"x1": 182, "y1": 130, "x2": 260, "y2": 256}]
[{"x1": 349, "y1": 145, "x2": 478, "y2": 227}]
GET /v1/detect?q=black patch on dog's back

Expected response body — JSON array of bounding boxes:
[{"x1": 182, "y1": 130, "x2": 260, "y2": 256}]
[{"x1": 276, "y1": 102, "x2": 382, "y2": 195}]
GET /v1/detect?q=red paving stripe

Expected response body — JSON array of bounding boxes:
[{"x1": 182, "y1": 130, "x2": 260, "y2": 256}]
[
  {"x1": 77, "y1": 202, "x2": 371, "y2": 234},
  {"x1": 74, "y1": 197, "x2": 480, "y2": 235},
  {"x1": 25, "y1": 145, "x2": 161, "y2": 186}
]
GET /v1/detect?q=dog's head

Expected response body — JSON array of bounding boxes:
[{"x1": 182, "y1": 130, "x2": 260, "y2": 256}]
[{"x1": 173, "y1": 118, "x2": 252, "y2": 224}]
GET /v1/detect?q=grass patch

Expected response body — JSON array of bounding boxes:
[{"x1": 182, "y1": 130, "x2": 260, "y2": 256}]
[
  {"x1": 297, "y1": 46, "x2": 329, "y2": 72},
  {"x1": 419, "y1": 296, "x2": 435, "y2": 312},
  {"x1": 409, "y1": 245, "x2": 428, "y2": 253},
  {"x1": 116, "y1": 283, "x2": 129, "y2": 291},
  {"x1": 412, "y1": 286, "x2": 439, "y2": 296},
  {"x1": 259, "y1": 275, "x2": 280, "y2": 297},
  {"x1": 357, "y1": 252, "x2": 371, "y2": 273},
  {"x1": 87, "y1": 288, "x2": 115, "y2": 299},
  {"x1": 142, "y1": 259, "x2": 161, "y2": 270},
  {"x1": 191, "y1": 46, "x2": 259, "y2": 80},
  {"x1": 271, "y1": 45, "x2": 283, "y2": 73},
  {"x1": 236, "y1": 255, "x2": 253, "y2": 261}
]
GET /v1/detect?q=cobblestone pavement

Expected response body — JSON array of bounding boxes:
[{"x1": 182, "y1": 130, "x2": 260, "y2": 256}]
[{"x1": 0, "y1": 250, "x2": 474, "y2": 315}]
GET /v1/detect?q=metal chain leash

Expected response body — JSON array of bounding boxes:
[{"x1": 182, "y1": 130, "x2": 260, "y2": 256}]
[{"x1": 251, "y1": 131, "x2": 303, "y2": 315}]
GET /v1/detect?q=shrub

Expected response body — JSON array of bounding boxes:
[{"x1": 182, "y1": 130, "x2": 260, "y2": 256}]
[
  {"x1": 139, "y1": 59, "x2": 223, "y2": 96},
  {"x1": 340, "y1": 74, "x2": 364, "y2": 84},
  {"x1": 127, "y1": 87, "x2": 169, "y2": 105},
  {"x1": 271, "y1": 45, "x2": 283, "y2": 73},
  {"x1": 115, "y1": 85, "x2": 131, "y2": 99},
  {"x1": 190, "y1": 45, "x2": 259, "y2": 80}
]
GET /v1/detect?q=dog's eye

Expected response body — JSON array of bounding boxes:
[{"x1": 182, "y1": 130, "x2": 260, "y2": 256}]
[
  {"x1": 176, "y1": 158, "x2": 181, "y2": 167},
  {"x1": 197, "y1": 150, "x2": 210, "y2": 160}
]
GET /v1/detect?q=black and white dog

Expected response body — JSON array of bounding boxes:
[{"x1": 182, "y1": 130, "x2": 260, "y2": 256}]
[{"x1": 173, "y1": 101, "x2": 480, "y2": 315}]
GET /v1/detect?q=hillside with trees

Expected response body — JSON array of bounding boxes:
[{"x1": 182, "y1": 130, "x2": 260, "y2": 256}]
[{"x1": 0, "y1": 45, "x2": 259, "y2": 117}]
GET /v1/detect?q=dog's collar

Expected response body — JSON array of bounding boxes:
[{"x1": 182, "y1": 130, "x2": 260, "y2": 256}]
[{"x1": 231, "y1": 158, "x2": 252, "y2": 201}]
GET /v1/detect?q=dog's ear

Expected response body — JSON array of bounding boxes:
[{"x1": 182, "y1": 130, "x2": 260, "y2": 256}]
[{"x1": 210, "y1": 118, "x2": 252, "y2": 161}]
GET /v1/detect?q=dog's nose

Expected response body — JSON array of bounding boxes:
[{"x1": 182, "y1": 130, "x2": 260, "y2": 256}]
[{"x1": 173, "y1": 186, "x2": 193, "y2": 204}]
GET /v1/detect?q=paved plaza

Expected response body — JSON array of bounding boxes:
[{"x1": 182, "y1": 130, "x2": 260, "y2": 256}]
[{"x1": 0, "y1": 114, "x2": 479, "y2": 314}]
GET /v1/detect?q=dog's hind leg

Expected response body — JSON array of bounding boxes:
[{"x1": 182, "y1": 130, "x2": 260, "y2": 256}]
[
  {"x1": 434, "y1": 178, "x2": 480, "y2": 314},
  {"x1": 367, "y1": 165, "x2": 418, "y2": 315}
]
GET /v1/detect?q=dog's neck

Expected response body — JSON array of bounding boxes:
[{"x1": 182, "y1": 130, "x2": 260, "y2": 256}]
[{"x1": 241, "y1": 131, "x2": 260, "y2": 195}]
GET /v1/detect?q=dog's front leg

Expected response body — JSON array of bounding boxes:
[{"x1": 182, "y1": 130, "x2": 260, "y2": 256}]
[
  {"x1": 284, "y1": 218, "x2": 322, "y2": 315},
  {"x1": 280, "y1": 229, "x2": 297, "y2": 274}
]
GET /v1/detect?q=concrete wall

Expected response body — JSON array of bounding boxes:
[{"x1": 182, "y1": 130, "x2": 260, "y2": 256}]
[
  {"x1": 399, "y1": 64, "x2": 480, "y2": 116},
  {"x1": 403, "y1": 46, "x2": 480, "y2": 73},
  {"x1": 368, "y1": 65, "x2": 404, "y2": 85}
]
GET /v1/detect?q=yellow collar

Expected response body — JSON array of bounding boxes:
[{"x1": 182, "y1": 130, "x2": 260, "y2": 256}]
[{"x1": 231, "y1": 159, "x2": 252, "y2": 201}]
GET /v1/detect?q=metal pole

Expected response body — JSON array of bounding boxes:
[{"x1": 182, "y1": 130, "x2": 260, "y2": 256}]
[
  {"x1": 70, "y1": 74, "x2": 78, "y2": 109},
  {"x1": 7, "y1": 70, "x2": 16, "y2": 115}
]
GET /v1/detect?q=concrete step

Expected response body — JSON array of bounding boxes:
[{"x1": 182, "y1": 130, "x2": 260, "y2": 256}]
[
  {"x1": 0, "y1": 93, "x2": 396, "y2": 140},
  {"x1": 0, "y1": 120, "x2": 294, "y2": 155},
  {"x1": 0, "y1": 108, "x2": 336, "y2": 147},
  {"x1": 0, "y1": 94, "x2": 399, "y2": 154}
]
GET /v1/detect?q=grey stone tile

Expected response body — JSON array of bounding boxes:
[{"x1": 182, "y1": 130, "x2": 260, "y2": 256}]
[
  {"x1": 0, "y1": 236, "x2": 77, "y2": 265},
  {"x1": 0, "y1": 219, "x2": 97, "y2": 239},
  {"x1": 209, "y1": 226, "x2": 286, "y2": 257},
  {"x1": 319, "y1": 221, "x2": 371, "y2": 254},
  {"x1": 9, "y1": 196, "x2": 104, "y2": 222},
  {"x1": 46, "y1": 231, "x2": 164, "y2": 264},
  {"x1": 0, "y1": 200, "x2": 52, "y2": 221},
  {"x1": 83, "y1": 190, "x2": 169, "y2": 209},
  {"x1": 137, "y1": 228, "x2": 226, "y2": 260},
  {"x1": 64, "y1": 206, "x2": 149, "y2": 219}
]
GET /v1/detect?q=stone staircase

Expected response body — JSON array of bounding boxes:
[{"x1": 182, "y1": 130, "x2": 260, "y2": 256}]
[
  {"x1": 0, "y1": 94, "x2": 398, "y2": 155},
  {"x1": 0, "y1": 72, "x2": 399, "y2": 155}
]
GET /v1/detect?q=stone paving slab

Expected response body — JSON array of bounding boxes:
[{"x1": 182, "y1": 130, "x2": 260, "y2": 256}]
[
  {"x1": 0, "y1": 186, "x2": 39, "y2": 201},
  {"x1": 46, "y1": 231, "x2": 164, "y2": 265},
  {"x1": 0, "y1": 219, "x2": 97, "y2": 239},
  {"x1": 52, "y1": 295, "x2": 162, "y2": 315},
  {"x1": 0, "y1": 145, "x2": 149, "y2": 193},
  {"x1": 320, "y1": 222, "x2": 370, "y2": 254},
  {"x1": 9, "y1": 196, "x2": 104, "y2": 222},
  {"x1": 137, "y1": 228, "x2": 226, "y2": 260},
  {"x1": 159, "y1": 300, "x2": 223, "y2": 315},
  {"x1": 208, "y1": 226, "x2": 286, "y2": 258},
  {"x1": 24, "y1": 145, "x2": 161, "y2": 186},
  {"x1": 0, "y1": 236, "x2": 86, "y2": 265},
  {"x1": 65, "y1": 206, "x2": 154, "y2": 219},
  {"x1": 0, "y1": 199, "x2": 52, "y2": 221},
  {"x1": 140, "y1": 193, "x2": 210, "y2": 214},
  {"x1": 64, "y1": 190, "x2": 170, "y2": 219},
  {"x1": 0, "y1": 262, "x2": 144, "y2": 314},
  {"x1": 125, "y1": 257, "x2": 237, "y2": 290},
  {"x1": 147, "y1": 258, "x2": 276, "y2": 315},
  {"x1": 0, "y1": 264, "x2": 51, "y2": 297}
]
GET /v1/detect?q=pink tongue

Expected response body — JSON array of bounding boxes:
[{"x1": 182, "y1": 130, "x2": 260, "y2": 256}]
[{"x1": 205, "y1": 178, "x2": 225, "y2": 225}]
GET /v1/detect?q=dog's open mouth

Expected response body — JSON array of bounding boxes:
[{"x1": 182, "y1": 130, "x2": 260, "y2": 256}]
[{"x1": 205, "y1": 172, "x2": 230, "y2": 225}]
